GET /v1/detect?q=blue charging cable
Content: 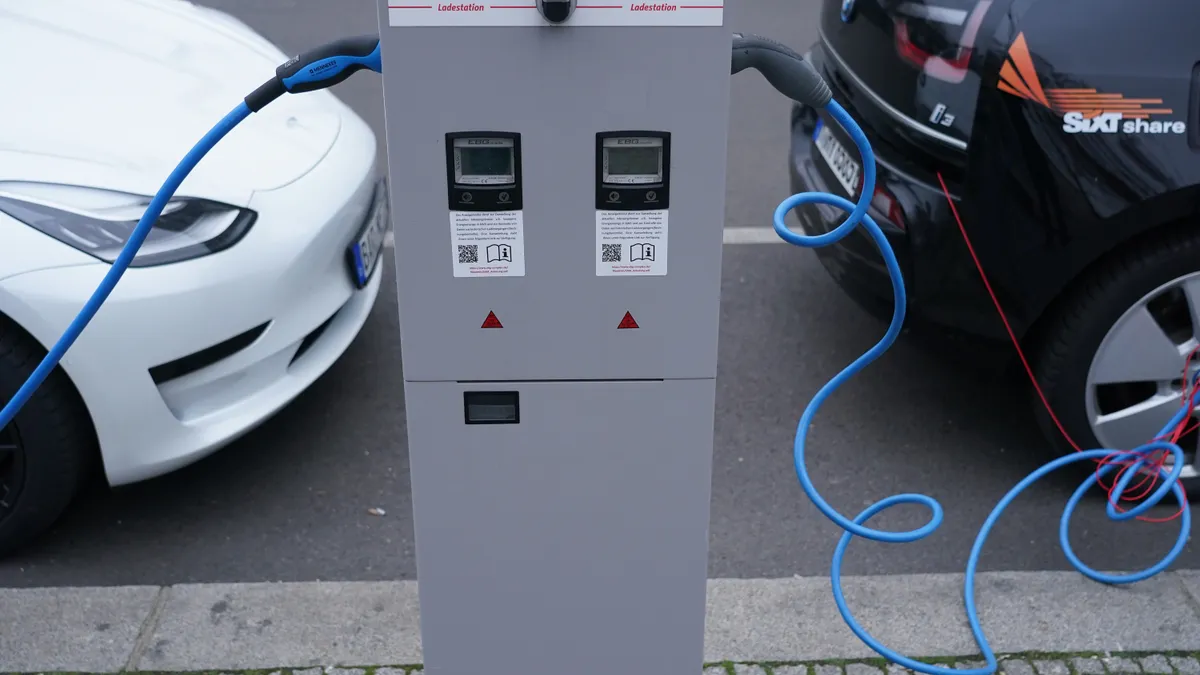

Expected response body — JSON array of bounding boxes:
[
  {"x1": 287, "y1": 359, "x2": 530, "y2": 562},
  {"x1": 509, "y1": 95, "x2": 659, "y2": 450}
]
[
  {"x1": 0, "y1": 37, "x2": 382, "y2": 434},
  {"x1": 773, "y1": 99, "x2": 1192, "y2": 674},
  {"x1": 0, "y1": 102, "x2": 250, "y2": 431}
]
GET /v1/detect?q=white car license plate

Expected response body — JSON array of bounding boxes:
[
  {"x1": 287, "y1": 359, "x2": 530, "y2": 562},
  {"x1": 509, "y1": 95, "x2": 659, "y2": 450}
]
[
  {"x1": 349, "y1": 181, "x2": 391, "y2": 289},
  {"x1": 813, "y1": 120, "x2": 861, "y2": 198}
]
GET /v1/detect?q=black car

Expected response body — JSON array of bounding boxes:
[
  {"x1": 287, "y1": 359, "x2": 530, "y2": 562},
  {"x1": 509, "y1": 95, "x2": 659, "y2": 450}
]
[{"x1": 789, "y1": 0, "x2": 1200, "y2": 496}]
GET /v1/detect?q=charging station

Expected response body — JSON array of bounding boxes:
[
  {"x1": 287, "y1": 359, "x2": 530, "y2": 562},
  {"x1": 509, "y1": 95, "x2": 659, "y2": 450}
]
[{"x1": 377, "y1": 2, "x2": 730, "y2": 674}]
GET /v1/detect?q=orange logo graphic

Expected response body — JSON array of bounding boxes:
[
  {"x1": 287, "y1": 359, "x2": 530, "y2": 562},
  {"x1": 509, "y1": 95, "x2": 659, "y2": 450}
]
[
  {"x1": 997, "y1": 33, "x2": 1185, "y2": 135},
  {"x1": 998, "y1": 33, "x2": 1172, "y2": 119}
]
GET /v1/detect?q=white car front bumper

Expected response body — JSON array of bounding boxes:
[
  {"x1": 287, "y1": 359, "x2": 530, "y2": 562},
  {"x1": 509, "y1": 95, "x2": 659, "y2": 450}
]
[{"x1": 0, "y1": 107, "x2": 385, "y2": 486}]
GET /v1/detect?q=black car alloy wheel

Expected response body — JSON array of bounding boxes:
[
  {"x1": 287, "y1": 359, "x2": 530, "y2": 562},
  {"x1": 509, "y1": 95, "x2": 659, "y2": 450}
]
[
  {"x1": 1084, "y1": 272, "x2": 1200, "y2": 487},
  {"x1": 1032, "y1": 227, "x2": 1200, "y2": 500}
]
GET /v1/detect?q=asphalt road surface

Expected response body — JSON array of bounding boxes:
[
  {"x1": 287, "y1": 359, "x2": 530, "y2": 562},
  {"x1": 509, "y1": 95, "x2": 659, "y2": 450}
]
[{"x1": 0, "y1": 0, "x2": 1194, "y2": 588}]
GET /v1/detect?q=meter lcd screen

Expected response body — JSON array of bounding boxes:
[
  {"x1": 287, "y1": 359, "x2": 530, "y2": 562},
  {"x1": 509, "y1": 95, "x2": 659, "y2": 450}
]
[
  {"x1": 453, "y1": 138, "x2": 515, "y2": 186},
  {"x1": 461, "y1": 147, "x2": 511, "y2": 177},
  {"x1": 602, "y1": 137, "x2": 663, "y2": 185},
  {"x1": 608, "y1": 147, "x2": 660, "y2": 176}
]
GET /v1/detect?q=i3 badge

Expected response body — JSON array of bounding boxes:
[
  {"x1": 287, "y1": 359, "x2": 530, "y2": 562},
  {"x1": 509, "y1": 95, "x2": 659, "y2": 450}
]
[{"x1": 840, "y1": 0, "x2": 856, "y2": 22}]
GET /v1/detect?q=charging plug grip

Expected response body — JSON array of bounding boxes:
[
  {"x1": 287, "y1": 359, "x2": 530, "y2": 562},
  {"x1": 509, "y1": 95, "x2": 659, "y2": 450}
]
[
  {"x1": 245, "y1": 35, "x2": 382, "y2": 112},
  {"x1": 731, "y1": 33, "x2": 832, "y2": 109},
  {"x1": 278, "y1": 35, "x2": 382, "y2": 93}
]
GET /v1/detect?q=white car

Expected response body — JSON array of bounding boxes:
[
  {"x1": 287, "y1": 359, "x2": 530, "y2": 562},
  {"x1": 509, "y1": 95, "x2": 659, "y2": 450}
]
[{"x1": 0, "y1": 0, "x2": 387, "y2": 555}]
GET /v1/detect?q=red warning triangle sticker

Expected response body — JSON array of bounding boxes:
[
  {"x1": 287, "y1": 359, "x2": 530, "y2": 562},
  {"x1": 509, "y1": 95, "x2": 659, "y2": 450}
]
[
  {"x1": 481, "y1": 311, "x2": 503, "y2": 329},
  {"x1": 617, "y1": 311, "x2": 639, "y2": 329}
]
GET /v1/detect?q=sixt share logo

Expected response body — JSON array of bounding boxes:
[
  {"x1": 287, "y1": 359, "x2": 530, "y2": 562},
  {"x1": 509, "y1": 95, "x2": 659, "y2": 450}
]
[
  {"x1": 997, "y1": 32, "x2": 1186, "y2": 135},
  {"x1": 840, "y1": 0, "x2": 855, "y2": 22}
]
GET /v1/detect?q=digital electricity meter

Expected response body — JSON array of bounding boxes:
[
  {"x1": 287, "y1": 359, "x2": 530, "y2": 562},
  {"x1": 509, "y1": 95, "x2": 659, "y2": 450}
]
[
  {"x1": 595, "y1": 131, "x2": 670, "y2": 210},
  {"x1": 445, "y1": 132, "x2": 523, "y2": 211}
]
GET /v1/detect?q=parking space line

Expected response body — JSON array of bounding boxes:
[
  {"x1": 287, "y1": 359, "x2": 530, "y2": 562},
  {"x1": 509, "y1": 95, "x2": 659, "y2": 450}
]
[{"x1": 723, "y1": 227, "x2": 785, "y2": 244}]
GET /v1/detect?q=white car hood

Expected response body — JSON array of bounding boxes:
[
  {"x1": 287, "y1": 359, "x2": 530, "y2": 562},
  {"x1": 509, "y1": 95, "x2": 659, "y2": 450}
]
[{"x1": 0, "y1": 0, "x2": 343, "y2": 205}]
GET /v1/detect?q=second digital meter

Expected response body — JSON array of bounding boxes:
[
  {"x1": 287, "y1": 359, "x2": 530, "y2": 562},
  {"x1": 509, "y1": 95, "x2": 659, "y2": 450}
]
[{"x1": 595, "y1": 131, "x2": 670, "y2": 210}]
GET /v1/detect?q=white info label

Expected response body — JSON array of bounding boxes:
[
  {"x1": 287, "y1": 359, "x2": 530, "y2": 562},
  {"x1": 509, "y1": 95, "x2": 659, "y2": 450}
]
[
  {"x1": 596, "y1": 209, "x2": 667, "y2": 277},
  {"x1": 387, "y1": 2, "x2": 723, "y2": 27},
  {"x1": 451, "y1": 210, "x2": 525, "y2": 277}
]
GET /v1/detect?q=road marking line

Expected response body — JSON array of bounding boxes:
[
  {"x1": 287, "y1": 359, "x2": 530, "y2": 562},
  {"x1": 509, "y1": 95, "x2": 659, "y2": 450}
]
[
  {"x1": 723, "y1": 227, "x2": 786, "y2": 244},
  {"x1": 383, "y1": 228, "x2": 785, "y2": 248}
]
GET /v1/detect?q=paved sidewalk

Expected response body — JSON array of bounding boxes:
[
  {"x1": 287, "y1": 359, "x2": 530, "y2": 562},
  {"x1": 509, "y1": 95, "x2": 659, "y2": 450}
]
[
  {"x1": 4, "y1": 655, "x2": 1200, "y2": 675},
  {"x1": 2, "y1": 571, "x2": 1199, "y2": 673}
]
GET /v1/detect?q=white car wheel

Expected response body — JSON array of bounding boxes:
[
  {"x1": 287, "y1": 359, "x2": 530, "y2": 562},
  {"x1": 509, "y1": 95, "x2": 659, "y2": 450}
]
[{"x1": 0, "y1": 317, "x2": 96, "y2": 557}]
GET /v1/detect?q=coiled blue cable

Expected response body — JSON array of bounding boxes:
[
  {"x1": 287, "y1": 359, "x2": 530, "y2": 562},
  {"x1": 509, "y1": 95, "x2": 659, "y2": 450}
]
[
  {"x1": 773, "y1": 99, "x2": 1192, "y2": 675},
  {"x1": 0, "y1": 102, "x2": 253, "y2": 432}
]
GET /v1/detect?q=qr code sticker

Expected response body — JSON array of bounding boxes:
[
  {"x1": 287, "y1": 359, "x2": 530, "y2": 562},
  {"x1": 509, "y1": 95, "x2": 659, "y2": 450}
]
[
  {"x1": 601, "y1": 244, "x2": 622, "y2": 263},
  {"x1": 458, "y1": 245, "x2": 478, "y2": 264}
]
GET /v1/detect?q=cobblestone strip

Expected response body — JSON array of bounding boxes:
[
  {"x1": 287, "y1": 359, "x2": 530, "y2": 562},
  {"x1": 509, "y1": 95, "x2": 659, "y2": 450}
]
[{"x1": 691, "y1": 652, "x2": 1200, "y2": 675}]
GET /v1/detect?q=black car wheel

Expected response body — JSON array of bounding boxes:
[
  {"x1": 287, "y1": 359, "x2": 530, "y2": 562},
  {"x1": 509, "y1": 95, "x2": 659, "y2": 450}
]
[
  {"x1": 1032, "y1": 227, "x2": 1200, "y2": 501},
  {"x1": 0, "y1": 317, "x2": 95, "y2": 557}
]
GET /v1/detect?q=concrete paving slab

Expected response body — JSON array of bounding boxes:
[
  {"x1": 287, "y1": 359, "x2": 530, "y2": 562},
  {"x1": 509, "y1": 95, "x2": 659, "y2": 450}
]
[
  {"x1": 2, "y1": 571, "x2": 1198, "y2": 672},
  {"x1": 0, "y1": 585, "x2": 160, "y2": 673},
  {"x1": 702, "y1": 571, "x2": 1200, "y2": 661},
  {"x1": 137, "y1": 581, "x2": 422, "y2": 671},
  {"x1": 1179, "y1": 569, "x2": 1200, "y2": 608}
]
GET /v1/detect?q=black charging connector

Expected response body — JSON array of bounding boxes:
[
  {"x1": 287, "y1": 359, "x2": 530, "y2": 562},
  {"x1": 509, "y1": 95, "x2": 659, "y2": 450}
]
[{"x1": 536, "y1": 0, "x2": 576, "y2": 23}]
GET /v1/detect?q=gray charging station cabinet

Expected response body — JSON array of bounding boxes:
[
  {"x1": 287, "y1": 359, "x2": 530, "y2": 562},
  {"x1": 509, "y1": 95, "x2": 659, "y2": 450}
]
[{"x1": 377, "y1": 1, "x2": 731, "y2": 673}]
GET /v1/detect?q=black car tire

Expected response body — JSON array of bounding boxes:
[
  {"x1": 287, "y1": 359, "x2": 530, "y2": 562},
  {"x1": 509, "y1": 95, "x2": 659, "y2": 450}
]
[
  {"x1": 0, "y1": 317, "x2": 94, "y2": 557},
  {"x1": 1031, "y1": 227, "x2": 1200, "y2": 502}
]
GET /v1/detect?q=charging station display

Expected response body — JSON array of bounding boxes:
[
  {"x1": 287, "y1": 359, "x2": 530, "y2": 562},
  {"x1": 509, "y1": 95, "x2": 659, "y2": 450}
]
[
  {"x1": 454, "y1": 141, "x2": 516, "y2": 186},
  {"x1": 602, "y1": 137, "x2": 663, "y2": 185},
  {"x1": 595, "y1": 133, "x2": 669, "y2": 277},
  {"x1": 446, "y1": 133, "x2": 525, "y2": 278}
]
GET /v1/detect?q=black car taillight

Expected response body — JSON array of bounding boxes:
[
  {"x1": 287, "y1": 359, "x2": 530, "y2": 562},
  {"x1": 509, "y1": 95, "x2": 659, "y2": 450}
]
[
  {"x1": 853, "y1": 170, "x2": 908, "y2": 231},
  {"x1": 892, "y1": 0, "x2": 992, "y2": 84}
]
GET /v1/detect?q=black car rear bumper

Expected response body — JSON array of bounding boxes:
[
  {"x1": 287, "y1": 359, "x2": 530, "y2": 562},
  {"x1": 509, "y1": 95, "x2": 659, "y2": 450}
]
[{"x1": 788, "y1": 74, "x2": 1016, "y2": 347}]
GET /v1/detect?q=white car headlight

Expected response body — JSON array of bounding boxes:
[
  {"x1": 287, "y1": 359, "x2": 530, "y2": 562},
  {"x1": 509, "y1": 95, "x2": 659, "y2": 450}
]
[{"x1": 0, "y1": 182, "x2": 256, "y2": 267}]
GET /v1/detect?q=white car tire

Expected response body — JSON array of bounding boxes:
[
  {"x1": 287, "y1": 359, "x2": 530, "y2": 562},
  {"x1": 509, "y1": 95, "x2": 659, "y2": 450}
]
[{"x1": 0, "y1": 317, "x2": 96, "y2": 558}]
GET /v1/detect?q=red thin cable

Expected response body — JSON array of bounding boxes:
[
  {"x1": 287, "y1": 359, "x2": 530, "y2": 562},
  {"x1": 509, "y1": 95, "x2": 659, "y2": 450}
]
[
  {"x1": 1104, "y1": 375, "x2": 1200, "y2": 520},
  {"x1": 934, "y1": 172, "x2": 1186, "y2": 521},
  {"x1": 1095, "y1": 358, "x2": 1196, "y2": 503}
]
